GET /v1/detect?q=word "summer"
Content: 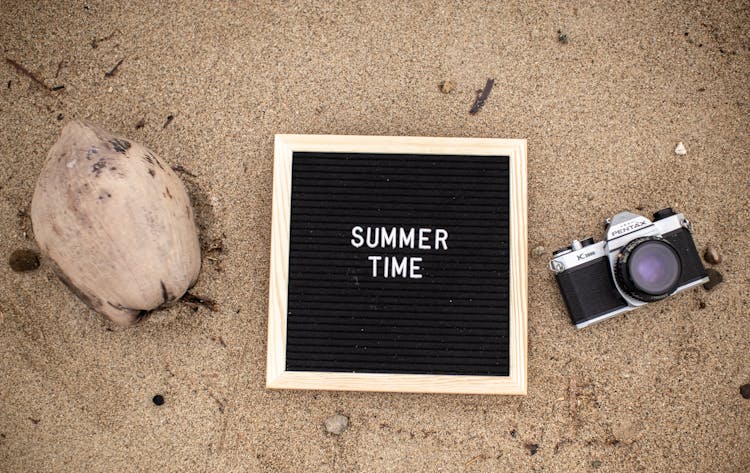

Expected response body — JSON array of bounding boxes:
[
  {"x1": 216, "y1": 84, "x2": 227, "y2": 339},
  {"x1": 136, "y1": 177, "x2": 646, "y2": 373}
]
[{"x1": 350, "y1": 226, "x2": 449, "y2": 278}]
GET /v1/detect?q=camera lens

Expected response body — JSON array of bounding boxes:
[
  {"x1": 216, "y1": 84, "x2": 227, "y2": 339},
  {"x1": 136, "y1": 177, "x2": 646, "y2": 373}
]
[{"x1": 615, "y1": 237, "x2": 682, "y2": 301}]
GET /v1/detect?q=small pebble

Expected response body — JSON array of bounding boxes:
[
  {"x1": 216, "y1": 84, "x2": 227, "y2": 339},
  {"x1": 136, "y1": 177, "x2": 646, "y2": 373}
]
[
  {"x1": 324, "y1": 414, "x2": 348, "y2": 435},
  {"x1": 510, "y1": 429, "x2": 518, "y2": 438},
  {"x1": 558, "y1": 30, "x2": 568, "y2": 44},
  {"x1": 611, "y1": 419, "x2": 641, "y2": 445},
  {"x1": 703, "y1": 268, "x2": 723, "y2": 291},
  {"x1": 8, "y1": 249, "x2": 40, "y2": 272},
  {"x1": 152, "y1": 394, "x2": 165, "y2": 406},
  {"x1": 532, "y1": 246, "x2": 546, "y2": 257},
  {"x1": 740, "y1": 384, "x2": 750, "y2": 399},
  {"x1": 703, "y1": 246, "x2": 722, "y2": 265},
  {"x1": 592, "y1": 460, "x2": 602, "y2": 469},
  {"x1": 674, "y1": 142, "x2": 687, "y2": 155},
  {"x1": 525, "y1": 443, "x2": 539, "y2": 455},
  {"x1": 438, "y1": 80, "x2": 455, "y2": 94}
]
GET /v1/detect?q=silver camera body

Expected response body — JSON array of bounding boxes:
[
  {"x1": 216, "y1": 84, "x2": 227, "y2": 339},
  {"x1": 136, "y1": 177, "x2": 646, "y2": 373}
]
[{"x1": 549, "y1": 208, "x2": 709, "y2": 329}]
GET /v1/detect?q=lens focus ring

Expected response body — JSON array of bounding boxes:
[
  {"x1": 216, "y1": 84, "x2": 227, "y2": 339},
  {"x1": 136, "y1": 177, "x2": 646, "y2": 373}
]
[{"x1": 614, "y1": 236, "x2": 682, "y2": 302}]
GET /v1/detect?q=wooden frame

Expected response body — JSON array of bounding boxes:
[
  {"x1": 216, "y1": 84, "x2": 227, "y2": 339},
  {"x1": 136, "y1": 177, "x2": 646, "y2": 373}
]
[{"x1": 267, "y1": 135, "x2": 528, "y2": 395}]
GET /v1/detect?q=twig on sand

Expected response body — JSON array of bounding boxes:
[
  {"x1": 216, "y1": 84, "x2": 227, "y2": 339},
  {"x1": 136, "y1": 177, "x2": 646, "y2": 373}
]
[
  {"x1": 104, "y1": 58, "x2": 124, "y2": 78},
  {"x1": 5, "y1": 58, "x2": 51, "y2": 92},
  {"x1": 469, "y1": 78, "x2": 495, "y2": 115},
  {"x1": 171, "y1": 164, "x2": 196, "y2": 177},
  {"x1": 54, "y1": 59, "x2": 64, "y2": 78},
  {"x1": 91, "y1": 31, "x2": 116, "y2": 49},
  {"x1": 181, "y1": 292, "x2": 217, "y2": 311}
]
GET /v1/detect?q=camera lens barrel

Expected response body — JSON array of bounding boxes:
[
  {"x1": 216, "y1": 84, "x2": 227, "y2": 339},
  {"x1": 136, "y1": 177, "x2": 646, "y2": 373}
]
[{"x1": 614, "y1": 236, "x2": 682, "y2": 302}]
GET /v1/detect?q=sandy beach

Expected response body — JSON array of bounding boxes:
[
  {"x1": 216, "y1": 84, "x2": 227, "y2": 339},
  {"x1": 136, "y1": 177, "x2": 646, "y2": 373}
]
[{"x1": 1, "y1": 1, "x2": 748, "y2": 471}]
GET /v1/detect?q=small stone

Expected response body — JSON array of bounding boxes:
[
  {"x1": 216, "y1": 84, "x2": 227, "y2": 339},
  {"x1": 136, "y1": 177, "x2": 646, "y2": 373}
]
[
  {"x1": 532, "y1": 246, "x2": 546, "y2": 257},
  {"x1": 611, "y1": 419, "x2": 642, "y2": 445},
  {"x1": 592, "y1": 460, "x2": 602, "y2": 469},
  {"x1": 152, "y1": 394, "x2": 165, "y2": 406},
  {"x1": 524, "y1": 443, "x2": 539, "y2": 455},
  {"x1": 510, "y1": 429, "x2": 518, "y2": 438},
  {"x1": 740, "y1": 384, "x2": 750, "y2": 399},
  {"x1": 324, "y1": 414, "x2": 348, "y2": 435},
  {"x1": 674, "y1": 142, "x2": 687, "y2": 155},
  {"x1": 558, "y1": 30, "x2": 568, "y2": 44},
  {"x1": 8, "y1": 249, "x2": 40, "y2": 272},
  {"x1": 703, "y1": 268, "x2": 723, "y2": 291},
  {"x1": 438, "y1": 80, "x2": 455, "y2": 94},
  {"x1": 703, "y1": 246, "x2": 722, "y2": 265}
]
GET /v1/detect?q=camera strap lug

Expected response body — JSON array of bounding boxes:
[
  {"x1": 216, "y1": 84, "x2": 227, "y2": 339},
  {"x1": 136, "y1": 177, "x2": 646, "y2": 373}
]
[{"x1": 548, "y1": 260, "x2": 565, "y2": 273}]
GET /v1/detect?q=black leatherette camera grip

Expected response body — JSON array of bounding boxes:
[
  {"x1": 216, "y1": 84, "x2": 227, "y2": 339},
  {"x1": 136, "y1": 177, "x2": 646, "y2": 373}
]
[
  {"x1": 661, "y1": 227, "x2": 708, "y2": 285},
  {"x1": 556, "y1": 257, "x2": 628, "y2": 325}
]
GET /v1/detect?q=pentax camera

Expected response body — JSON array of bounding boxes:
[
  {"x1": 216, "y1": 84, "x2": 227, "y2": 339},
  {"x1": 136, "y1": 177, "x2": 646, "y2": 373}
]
[{"x1": 548, "y1": 208, "x2": 708, "y2": 329}]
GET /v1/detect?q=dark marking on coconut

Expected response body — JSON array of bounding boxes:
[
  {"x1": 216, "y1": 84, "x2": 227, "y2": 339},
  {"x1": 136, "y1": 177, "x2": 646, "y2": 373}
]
[
  {"x1": 148, "y1": 168, "x2": 156, "y2": 177},
  {"x1": 105, "y1": 303, "x2": 150, "y2": 323},
  {"x1": 153, "y1": 156, "x2": 165, "y2": 170},
  {"x1": 165, "y1": 187, "x2": 172, "y2": 199},
  {"x1": 85, "y1": 147, "x2": 99, "y2": 160},
  {"x1": 57, "y1": 270, "x2": 102, "y2": 310},
  {"x1": 160, "y1": 280, "x2": 169, "y2": 304},
  {"x1": 107, "y1": 300, "x2": 147, "y2": 315},
  {"x1": 110, "y1": 139, "x2": 130, "y2": 153},
  {"x1": 143, "y1": 154, "x2": 154, "y2": 165},
  {"x1": 92, "y1": 158, "x2": 107, "y2": 176},
  {"x1": 98, "y1": 191, "x2": 112, "y2": 201}
]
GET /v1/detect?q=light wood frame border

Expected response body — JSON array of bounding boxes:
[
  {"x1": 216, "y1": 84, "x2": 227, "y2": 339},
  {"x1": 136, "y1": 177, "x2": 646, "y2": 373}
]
[{"x1": 267, "y1": 135, "x2": 527, "y2": 395}]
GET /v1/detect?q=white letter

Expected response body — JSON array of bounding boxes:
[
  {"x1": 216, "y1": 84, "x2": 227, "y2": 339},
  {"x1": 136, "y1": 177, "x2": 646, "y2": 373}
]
[
  {"x1": 392, "y1": 256, "x2": 408, "y2": 278},
  {"x1": 399, "y1": 227, "x2": 415, "y2": 248},
  {"x1": 410, "y1": 257, "x2": 422, "y2": 278},
  {"x1": 351, "y1": 226, "x2": 364, "y2": 248},
  {"x1": 381, "y1": 227, "x2": 397, "y2": 248},
  {"x1": 418, "y1": 228, "x2": 432, "y2": 249},
  {"x1": 368, "y1": 256, "x2": 382, "y2": 277},
  {"x1": 366, "y1": 227, "x2": 380, "y2": 248},
  {"x1": 435, "y1": 228, "x2": 448, "y2": 250}
]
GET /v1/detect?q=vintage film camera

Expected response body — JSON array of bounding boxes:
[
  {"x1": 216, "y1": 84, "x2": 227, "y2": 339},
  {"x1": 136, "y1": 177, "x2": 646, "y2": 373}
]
[{"x1": 548, "y1": 208, "x2": 708, "y2": 328}]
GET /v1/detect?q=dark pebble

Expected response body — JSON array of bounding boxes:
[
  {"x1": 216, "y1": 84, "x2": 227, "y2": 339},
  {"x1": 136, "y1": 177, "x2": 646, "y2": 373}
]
[
  {"x1": 703, "y1": 268, "x2": 723, "y2": 291},
  {"x1": 525, "y1": 443, "x2": 539, "y2": 455},
  {"x1": 592, "y1": 460, "x2": 602, "y2": 469},
  {"x1": 510, "y1": 429, "x2": 518, "y2": 438},
  {"x1": 57, "y1": 113, "x2": 64, "y2": 121},
  {"x1": 741, "y1": 384, "x2": 750, "y2": 400},
  {"x1": 152, "y1": 394, "x2": 165, "y2": 406},
  {"x1": 8, "y1": 249, "x2": 40, "y2": 272}
]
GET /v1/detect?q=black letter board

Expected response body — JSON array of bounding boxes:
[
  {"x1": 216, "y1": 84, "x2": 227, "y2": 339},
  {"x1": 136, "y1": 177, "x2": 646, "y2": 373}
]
[{"x1": 267, "y1": 135, "x2": 527, "y2": 394}]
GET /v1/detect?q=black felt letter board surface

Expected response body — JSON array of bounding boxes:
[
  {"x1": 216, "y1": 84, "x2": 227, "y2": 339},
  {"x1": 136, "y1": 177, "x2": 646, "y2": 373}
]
[{"x1": 285, "y1": 152, "x2": 510, "y2": 376}]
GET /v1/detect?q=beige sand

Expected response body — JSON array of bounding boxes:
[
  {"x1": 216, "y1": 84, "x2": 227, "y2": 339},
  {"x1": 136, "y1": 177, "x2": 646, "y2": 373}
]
[{"x1": 1, "y1": 1, "x2": 748, "y2": 471}]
